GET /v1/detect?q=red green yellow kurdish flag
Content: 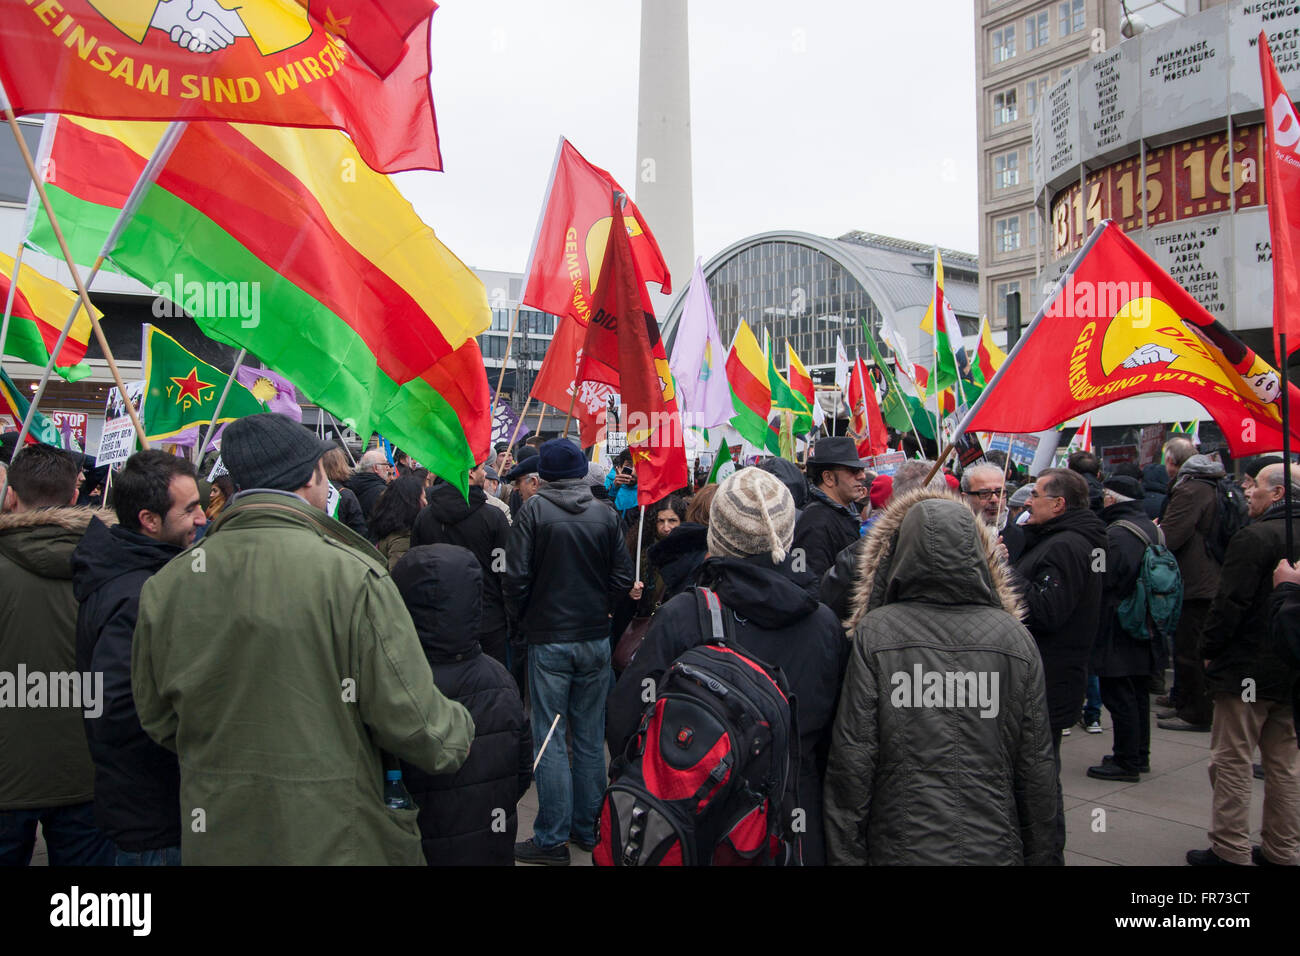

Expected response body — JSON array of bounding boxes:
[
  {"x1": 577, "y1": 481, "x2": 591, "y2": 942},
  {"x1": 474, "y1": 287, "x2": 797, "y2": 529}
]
[
  {"x1": 28, "y1": 115, "x2": 491, "y2": 492},
  {"x1": 785, "y1": 343, "x2": 816, "y2": 435},
  {"x1": 0, "y1": 251, "x2": 95, "y2": 382},
  {"x1": 141, "y1": 325, "x2": 267, "y2": 442},
  {"x1": 974, "y1": 314, "x2": 1006, "y2": 386},
  {"x1": 0, "y1": 0, "x2": 445, "y2": 174},
  {"x1": 0, "y1": 365, "x2": 62, "y2": 446},
  {"x1": 724, "y1": 320, "x2": 771, "y2": 448},
  {"x1": 919, "y1": 248, "x2": 962, "y2": 397}
]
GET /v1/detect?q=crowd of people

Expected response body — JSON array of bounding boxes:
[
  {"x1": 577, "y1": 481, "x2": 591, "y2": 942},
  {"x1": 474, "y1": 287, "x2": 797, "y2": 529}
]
[{"x1": 1, "y1": 414, "x2": 1297, "y2": 867}]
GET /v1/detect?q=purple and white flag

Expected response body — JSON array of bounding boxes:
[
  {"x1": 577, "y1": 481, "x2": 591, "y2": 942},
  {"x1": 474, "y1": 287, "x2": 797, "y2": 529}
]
[{"x1": 669, "y1": 258, "x2": 735, "y2": 430}]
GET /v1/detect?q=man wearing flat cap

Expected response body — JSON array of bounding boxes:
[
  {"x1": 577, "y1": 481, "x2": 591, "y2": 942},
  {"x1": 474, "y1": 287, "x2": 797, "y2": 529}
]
[
  {"x1": 792, "y1": 436, "x2": 867, "y2": 579},
  {"x1": 132, "y1": 414, "x2": 475, "y2": 865}
]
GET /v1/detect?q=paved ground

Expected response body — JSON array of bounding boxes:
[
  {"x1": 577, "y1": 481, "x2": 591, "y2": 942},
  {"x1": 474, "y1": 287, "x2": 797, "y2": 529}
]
[
  {"x1": 29, "y1": 688, "x2": 1268, "y2": 867},
  {"x1": 512, "y1": 691, "x2": 1268, "y2": 867}
]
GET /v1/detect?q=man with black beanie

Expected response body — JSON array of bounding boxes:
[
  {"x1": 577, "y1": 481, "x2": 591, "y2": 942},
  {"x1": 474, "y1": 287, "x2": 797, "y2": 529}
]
[
  {"x1": 132, "y1": 414, "x2": 475, "y2": 864},
  {"x1": 505, "y1": 437, "x2": 634, "y2": 865}
]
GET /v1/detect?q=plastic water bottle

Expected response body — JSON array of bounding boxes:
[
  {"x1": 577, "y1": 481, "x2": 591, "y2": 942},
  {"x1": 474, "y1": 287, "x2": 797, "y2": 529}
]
[{"x1": 384, "y1": 769, "x2": 413, "y2": 809}]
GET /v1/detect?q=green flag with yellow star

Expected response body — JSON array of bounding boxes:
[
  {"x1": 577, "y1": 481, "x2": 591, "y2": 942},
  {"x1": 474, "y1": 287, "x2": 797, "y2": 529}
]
[{"x1": 142, "y1": 325, "x2": 267, "y2": 442}]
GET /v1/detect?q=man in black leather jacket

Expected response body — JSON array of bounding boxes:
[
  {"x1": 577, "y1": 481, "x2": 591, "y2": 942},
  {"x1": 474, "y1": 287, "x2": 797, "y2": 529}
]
[{"x1": 505, "y1": 438, "x2": 634, "y2": 865}]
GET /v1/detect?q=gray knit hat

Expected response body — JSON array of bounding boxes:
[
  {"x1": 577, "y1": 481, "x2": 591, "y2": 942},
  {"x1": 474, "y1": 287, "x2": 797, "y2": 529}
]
[
  {"x1": 707, "y1": 468, "x2": 796, "y2": 564},
  {"x1": 222, "y1": 413, "x2": 335, "y2": 492}
]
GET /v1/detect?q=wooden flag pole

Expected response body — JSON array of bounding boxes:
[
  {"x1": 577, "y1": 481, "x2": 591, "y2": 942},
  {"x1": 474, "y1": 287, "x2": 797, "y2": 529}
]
[
  {"x1": 0, "y1": 233, "x2": 28, "y2": 370},
  {"x1": 193, "y1": 348, "x2": 248, "y2": 465},
  {"x1": 505, "y1": 396, "x2": 533, "y2": 457},
  {"x1": 561, "y1": 387, "x2": 579, "y2": 439},
  {"x1": 991, "y1": 434, "x2": 1013, "y2": 531},
  {"x1": 534, "y1": 399, "x2": 547, "y2": 439},
  {"x1": 3, "y1": 107, "x2": 152, "y2": 451},
  {"x1": 491, "y1": 301, "x2": 523, "y2": 411}
]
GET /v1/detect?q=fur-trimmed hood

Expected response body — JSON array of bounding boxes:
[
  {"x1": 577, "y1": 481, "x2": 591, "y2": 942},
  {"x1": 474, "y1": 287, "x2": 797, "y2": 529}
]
[
  {"x1": 0, "y1": 506, "x2": 112, "y2": 580},
  {"x1": 846, "y1": 488, "x2": 1024, "y2": 631}
]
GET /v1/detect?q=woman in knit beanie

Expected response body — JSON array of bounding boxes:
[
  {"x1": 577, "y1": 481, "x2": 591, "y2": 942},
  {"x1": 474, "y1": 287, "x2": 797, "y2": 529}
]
[
  {"x1": 607, "y1": 465, "x2": 848, "y2": 865},
  {"x1": 706, "y1": 467, "x2": 796, "y2": 565}
]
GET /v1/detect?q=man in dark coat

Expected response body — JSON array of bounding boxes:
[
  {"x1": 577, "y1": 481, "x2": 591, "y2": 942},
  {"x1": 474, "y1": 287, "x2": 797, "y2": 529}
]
[
  {"x1": 71, "y1": 450, "x2": 208, "y2": 865},
  {"x1": 411, "y1": 465, "x2": 511, "y2": 668},
  {"x1": 392, "y1": 544, "x2": 531, "y2": 866},
  {"x1": 792, "y1": 436, "x2": 866, "y2": 579},
  {"x1": 0, "y1": 444, "x2": 114, "y2": 866},
  {"x1": 1186, "y1": 463, "x2": 1300, "y2": 866},
  {"x1": 1086, "y1": 476, "x2": 1170, "y2": 782},
  {"x1": 1067, "y1": 451, "x2": 1105, "y2": 513},
  {"x1": 1141, "y1": 463, "x2": 1169, "y2": 520},
  {"x1": 607, "y1": 468, "x2": 848, "y2": 866},
  {"x1": 506, "y1": 439, "x2": 634, "y2": 865},
  {"x1": 757, "y1": 456, "x2": 808, "y2": 509},
  {"x1": 344, "y1": 448, "x2": 393, "y2": 521},
  {"x1": 1158, "y1": 444, "x2": 1225, "y2": 731},
  {"x1": 1010, "y1": 467, "x2": 1108, "y2": 862},
  {"x1": 824, "y1": 489, "x2": 1058, "y2": 865}
]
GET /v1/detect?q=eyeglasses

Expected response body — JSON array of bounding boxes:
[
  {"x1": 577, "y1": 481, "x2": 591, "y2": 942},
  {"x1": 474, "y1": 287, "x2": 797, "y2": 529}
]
[
  {"x1": 1028, "y1": 489, "x2": 1063, "y2": 500},
  {"x1": 967, "y1": 488, "x2": 1004, "y2": 501}
]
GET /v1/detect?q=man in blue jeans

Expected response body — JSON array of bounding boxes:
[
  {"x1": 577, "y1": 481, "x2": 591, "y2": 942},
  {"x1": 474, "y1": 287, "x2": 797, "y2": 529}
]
[{"x1": 505, "y1": 439, "x2": 634, "y2": 865}]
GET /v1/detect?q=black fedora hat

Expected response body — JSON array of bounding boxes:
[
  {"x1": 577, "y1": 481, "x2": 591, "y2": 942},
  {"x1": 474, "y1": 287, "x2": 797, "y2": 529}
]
[{"x1": 811, "y1": 436, "x2": 869, "y2": 470}]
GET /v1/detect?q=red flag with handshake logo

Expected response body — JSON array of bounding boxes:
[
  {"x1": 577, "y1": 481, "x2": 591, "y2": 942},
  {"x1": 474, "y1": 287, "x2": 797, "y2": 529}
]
[
  {"x1": 524, "y1": 137, "x2": 671, "y2": 448},
  {"x1": 1260, "y1": 32, "x2": 1300, "y2": 364},
  {"x1": 521, "y1": 138, "x2": 671, "y2": 325},
  {"x1": 0, "y1": 0, "x2": 443, "y2": 174}
]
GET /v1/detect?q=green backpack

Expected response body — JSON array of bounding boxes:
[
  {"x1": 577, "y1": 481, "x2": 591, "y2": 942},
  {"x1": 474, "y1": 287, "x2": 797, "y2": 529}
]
[{"x1": 1113, "y1": 521, "x2": 1183, "y2": 643}]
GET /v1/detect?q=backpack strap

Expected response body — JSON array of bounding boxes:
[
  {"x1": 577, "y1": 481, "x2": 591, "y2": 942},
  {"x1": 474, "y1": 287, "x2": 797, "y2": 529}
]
[
  {"x1": 1114, "y1": 519, "x2": 1163, "y2": 549},
  {"x1": 694, "y1": 586, "x2": 732, "y2": 645}
]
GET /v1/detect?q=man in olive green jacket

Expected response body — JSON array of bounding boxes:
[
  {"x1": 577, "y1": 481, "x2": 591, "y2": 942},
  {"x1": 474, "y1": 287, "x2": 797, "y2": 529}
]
[{"x1": 132, "y1": 415, "x2": 474, "y2": 865}]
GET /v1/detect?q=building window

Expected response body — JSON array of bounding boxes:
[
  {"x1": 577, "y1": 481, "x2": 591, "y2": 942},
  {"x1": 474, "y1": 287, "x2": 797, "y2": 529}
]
[
  {"x1": 993, "y1": 88, "x2": 1018, "y2": 127},
  {"x1": 994, "y1": 151, "x2": 1019, "y2": 189},
  {"x1": 1026, "y1": 75, "x2": 1049, "y2": 116},
  {"x1": 996, "y1": 216, "x2": 1021, "y2": 253},
  {"x1": 992, "y1": 24, "x2": 1016, "y2": 63},
  {"x1": 1060, "y1": 0, "x2": 1085, "y2": 36},
  {"x1": 995, "y1": 280, "x2": 1022, "y2": 323},
  {"x1": 1025, "y1": 11, "x2": 1049, "y2": 50},
  {"x1": 0, "y1": 120, "x2": 42, "y2": 205}
]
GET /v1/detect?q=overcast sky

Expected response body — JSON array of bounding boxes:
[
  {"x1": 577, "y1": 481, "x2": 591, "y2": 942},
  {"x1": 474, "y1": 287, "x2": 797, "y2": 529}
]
[{"x1": 401, "y1": 0, "x2": 980, "y2": 276}]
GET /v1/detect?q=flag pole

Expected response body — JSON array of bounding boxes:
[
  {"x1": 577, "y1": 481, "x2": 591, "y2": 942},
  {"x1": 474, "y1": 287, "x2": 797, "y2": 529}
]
[
  {"x1": 0, "y1": 234, "x2": 28, "y2": 372},
  {"x1": 490, "y1": 301, "x2": 523, "y2": 411},
  {"x1": 328, "y1": 412, "x2": 358, "y2": 466},
  {"x1": 923, "y1": 221, "x2": 1113, "y2": 487},
  {"x1": 633, "y1": 503, "x2": 646, "y2": 583},
  {"x1": 559, "y1": 387, "x2": 579, "y2": 439},
  {"x1": 534, "y1": 399, "x2": 547, "y2": 440},
  {"x1": 506, "y1": 396, "x2": 533, "y2": 457},
  {"x1": 992, "y1": 435, "x2": 1012, "y2": 531},
  {"x1": 1283, "y1": 334, "x2": 1294, "y2": 561},
  {"x1": 1, "y1": 109, "x2": 182, "y2": 455},
  {"x1": 193, "y1": 348, "x2": 248, "y2": 465}
]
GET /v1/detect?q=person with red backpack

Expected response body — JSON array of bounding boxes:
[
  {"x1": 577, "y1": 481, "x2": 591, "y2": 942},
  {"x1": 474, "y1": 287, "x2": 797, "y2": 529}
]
[{"x1": 604, "y1": 468, "x2": 848, "y2": 865}]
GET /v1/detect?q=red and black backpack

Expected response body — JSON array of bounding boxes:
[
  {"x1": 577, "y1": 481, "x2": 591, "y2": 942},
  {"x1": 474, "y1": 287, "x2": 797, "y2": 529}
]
[{"x1": 594, "y1": 588, "x2": 800, "y2": 866}]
